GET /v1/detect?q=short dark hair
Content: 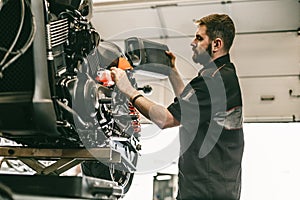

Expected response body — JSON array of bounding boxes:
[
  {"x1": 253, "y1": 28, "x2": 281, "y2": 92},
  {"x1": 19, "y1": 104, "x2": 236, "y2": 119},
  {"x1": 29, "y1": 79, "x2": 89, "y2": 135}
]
[{"x1": 195, "y1": 14, "x2": 235, "y2": 52}]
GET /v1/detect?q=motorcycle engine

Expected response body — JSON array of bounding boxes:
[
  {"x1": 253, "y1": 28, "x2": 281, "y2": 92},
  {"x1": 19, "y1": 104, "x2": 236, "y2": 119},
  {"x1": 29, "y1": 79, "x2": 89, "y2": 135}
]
[{"x1": 45, "y1": 1, "x2": 141, "y2": 149}]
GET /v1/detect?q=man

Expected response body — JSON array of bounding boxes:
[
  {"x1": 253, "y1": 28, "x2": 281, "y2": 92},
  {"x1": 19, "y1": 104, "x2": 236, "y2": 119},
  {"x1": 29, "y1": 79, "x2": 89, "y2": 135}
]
[{"x1": 111, "y1": 14, "x2": 244, "y2": 200}]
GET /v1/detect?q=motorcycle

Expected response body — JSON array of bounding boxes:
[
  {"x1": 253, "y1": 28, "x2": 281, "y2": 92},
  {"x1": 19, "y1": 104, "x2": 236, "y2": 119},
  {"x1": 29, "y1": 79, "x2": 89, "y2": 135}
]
[{"x1": 0, "y1": 0, "x2": 141, "y2": 193}]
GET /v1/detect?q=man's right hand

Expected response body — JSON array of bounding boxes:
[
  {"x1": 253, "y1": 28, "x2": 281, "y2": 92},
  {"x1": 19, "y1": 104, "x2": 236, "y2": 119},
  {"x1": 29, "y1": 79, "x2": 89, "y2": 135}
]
[
  {"x1": 165, "y1": 51, "x2": 185, "y2": 97},
  {"x1": 165, "y1": 51, "x2": 176, "y2": 69}
]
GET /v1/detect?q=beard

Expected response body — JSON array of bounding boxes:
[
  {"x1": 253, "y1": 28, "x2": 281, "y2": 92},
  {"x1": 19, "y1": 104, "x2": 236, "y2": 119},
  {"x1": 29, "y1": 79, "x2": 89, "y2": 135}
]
[{"x1": 192, "y1": 43, "x2": 212, "y2": 65}]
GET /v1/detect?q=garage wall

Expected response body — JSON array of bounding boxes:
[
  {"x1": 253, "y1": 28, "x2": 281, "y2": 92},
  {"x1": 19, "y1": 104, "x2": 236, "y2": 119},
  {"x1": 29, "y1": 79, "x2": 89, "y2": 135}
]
[{"x1": 91, "y1": 0, "x2": 300, "y2": 122}]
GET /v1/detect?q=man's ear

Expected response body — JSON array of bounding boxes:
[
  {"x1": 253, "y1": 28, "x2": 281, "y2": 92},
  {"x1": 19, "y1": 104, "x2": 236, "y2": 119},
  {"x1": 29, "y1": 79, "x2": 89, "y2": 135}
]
[{"x1": 212, "y1": 38, "x2": 223, "y2": 52}]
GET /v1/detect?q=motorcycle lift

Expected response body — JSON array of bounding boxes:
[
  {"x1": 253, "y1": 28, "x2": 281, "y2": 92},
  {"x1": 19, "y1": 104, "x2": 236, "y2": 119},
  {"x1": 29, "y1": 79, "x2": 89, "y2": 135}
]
[{"x1": 0, "y1": 146, "x2": 124, "y2": 200}]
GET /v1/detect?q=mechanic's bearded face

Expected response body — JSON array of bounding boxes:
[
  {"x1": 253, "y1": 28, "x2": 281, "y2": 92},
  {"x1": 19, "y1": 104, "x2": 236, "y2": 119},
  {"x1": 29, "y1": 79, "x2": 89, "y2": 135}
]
[{"x1": 191, "y1": 25, "x2": 212, "y2": 65}]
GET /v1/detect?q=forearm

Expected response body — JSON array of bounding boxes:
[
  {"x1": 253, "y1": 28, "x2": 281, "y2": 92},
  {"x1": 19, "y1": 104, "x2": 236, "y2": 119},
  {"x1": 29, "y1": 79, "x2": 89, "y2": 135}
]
[
  {"x1": 110, "y1": 67, "x2": 179, "y2": 129},
  {"x1": 129, "y1": 91, "x2": 179, "y2": 129},
  {"x1": 168, "y1": 68, "x2": 185, "y2": 97}
]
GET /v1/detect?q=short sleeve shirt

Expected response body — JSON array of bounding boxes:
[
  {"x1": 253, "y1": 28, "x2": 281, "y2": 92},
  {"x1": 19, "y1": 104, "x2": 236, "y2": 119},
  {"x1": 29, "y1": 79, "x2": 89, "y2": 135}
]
[{"x1": 167, "y1": 54, "x2": 244, "y2": 200}]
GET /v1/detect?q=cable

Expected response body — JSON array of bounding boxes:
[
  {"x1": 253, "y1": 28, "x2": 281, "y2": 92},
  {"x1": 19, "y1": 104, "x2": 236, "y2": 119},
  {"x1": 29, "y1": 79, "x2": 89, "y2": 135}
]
[
  {"x1": 0, "y1": 0, "x2": 25, "y2": 66},
  {"x1": 0, "y1": 47, "x2": 18, "y2": 54},
  {"x1": 0, "y1": 0, "x2": 36, "y2": 78},
  {"x1": 0, "y1": 0, "x2": 9, "y2": 12}
]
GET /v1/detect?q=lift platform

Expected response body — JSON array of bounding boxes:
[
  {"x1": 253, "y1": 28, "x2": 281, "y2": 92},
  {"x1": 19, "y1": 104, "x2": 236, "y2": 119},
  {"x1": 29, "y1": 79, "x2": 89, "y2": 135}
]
[{"x1": 0, "y1": 146, "x2": 124, "y2": 200}]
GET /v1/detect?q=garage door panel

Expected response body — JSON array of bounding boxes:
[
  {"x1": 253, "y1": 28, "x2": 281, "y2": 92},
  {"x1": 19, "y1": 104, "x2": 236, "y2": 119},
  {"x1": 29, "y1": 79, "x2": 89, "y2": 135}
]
[{"x1": 240, "y1": 76, "x2": 300, "y2": 122}]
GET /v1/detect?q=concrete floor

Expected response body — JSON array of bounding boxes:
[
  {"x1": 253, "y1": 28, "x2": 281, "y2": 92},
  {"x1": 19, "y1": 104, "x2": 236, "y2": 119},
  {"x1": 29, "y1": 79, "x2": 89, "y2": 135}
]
[
  {"x1": 123, "y1": 122, "x2": 300, "y2": 200},
  {"x1": 2, "y1": 123, "x2": 300, "y2": 200}
]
